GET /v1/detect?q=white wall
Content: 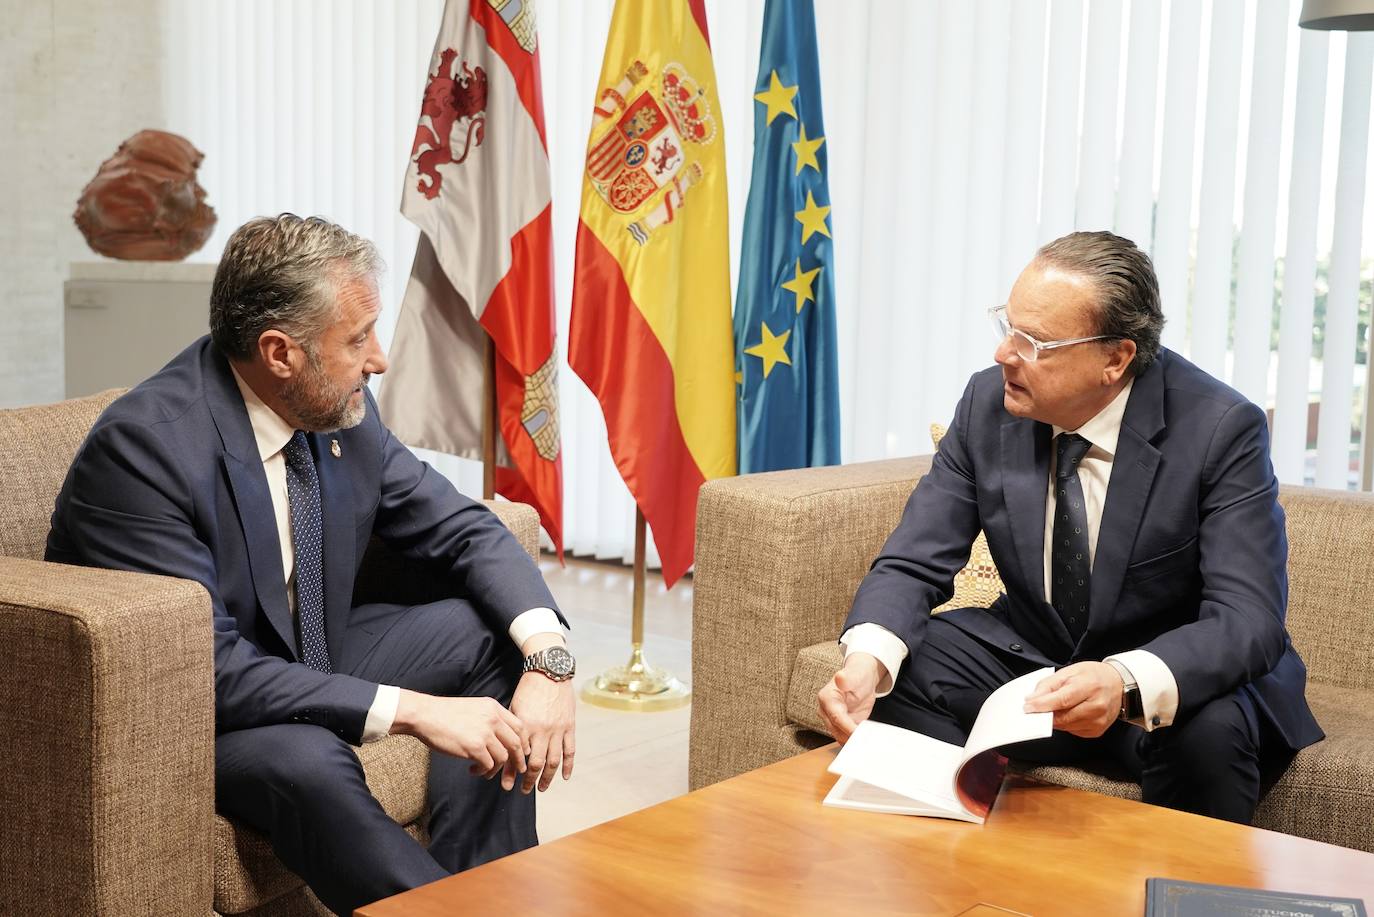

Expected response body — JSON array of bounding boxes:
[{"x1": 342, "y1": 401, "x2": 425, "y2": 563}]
[{"x1": 0, "y1": 0, "x2": 163, "y2": 408}]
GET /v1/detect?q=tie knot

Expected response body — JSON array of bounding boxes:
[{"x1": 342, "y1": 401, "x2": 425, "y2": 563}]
[
  {"x1": 1056, "y1": 433, "x2": 1091, "y2": 477},
  {"x1": 283, "y1": 431, "x2": 313, "y2": 471}
]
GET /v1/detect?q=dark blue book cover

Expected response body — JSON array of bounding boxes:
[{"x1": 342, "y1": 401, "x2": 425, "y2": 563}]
[{"x1": 1145, "y1": 878, "x2": 1367, "y2": 916}]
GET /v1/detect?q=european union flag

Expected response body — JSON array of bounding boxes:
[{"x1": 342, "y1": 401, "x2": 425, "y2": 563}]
[{"x1": 734, "y1": 0, "x2": 840, "y2": 474}]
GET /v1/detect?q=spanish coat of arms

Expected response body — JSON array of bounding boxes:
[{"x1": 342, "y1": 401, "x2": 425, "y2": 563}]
[{"x1": 585, "y1": 60, "x2": 718, "y2": 244}]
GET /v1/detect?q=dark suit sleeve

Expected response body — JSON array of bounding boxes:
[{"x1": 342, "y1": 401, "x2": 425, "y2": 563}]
[
  {"x1": 841, "y1": 374, "x2": 985, "y2": 657},
  {"x1": 367, "y1": 413, "x2": 563, "y2": 634},
  {"x1": 1138, "y1": 399, "x2": 1289, "y2": 719},
  {"x1": 51, "y1": 419, "x2": 378, "y2": 743}
]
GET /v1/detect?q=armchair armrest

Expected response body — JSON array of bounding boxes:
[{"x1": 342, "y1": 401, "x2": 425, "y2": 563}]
[
  {"x1": 0, "y1": 557, "x2": 214, "y2": 915},
  {"x1": 689, "y1": 456, "x2": 930, "y2": 789},
  {"x1": 482, "y1": 500, "x2": 541, "y2": 561}
]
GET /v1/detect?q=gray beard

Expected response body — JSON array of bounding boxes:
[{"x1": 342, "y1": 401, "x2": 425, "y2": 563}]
[{"x1": 282, "y1": 362, "x2": 369, "y2": 432}]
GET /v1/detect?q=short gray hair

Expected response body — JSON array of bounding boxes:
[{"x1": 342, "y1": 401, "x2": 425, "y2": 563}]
[
  {"x1": 209, "y1": 214, "x2": 384, "y2": 361},
  {"x1": 1034, "y1": 231, "x2": 1165, "y2": 376}
]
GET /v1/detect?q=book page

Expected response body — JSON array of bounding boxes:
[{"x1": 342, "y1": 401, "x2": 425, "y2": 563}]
[
  {"x1": 953, "y1": 667, "x2": 1054, "y2": 819},
  {"x1": 954, "y1": 749, "x2": 1010, "y2": 820},
  {"x1": 822, "y1": 774, "x2": 951, "y2": 817},
  {"x1": 826, "y1": 720, "x2": 967, "y2": 815},
  {"x1": 959, "y1": 667, "x2": 1055, "y2": 771}
]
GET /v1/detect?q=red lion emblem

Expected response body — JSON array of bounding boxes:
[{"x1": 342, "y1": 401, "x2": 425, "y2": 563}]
[
  {"x1": 651, "y1": 135, "x2": 679, "y2": 177},
  {"x1": 411, "y1": 48, "x2": 489, "y2": 199}
]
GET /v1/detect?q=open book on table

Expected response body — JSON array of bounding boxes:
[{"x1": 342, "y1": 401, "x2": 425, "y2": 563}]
[{"x1": 824, "y1": 666, "x2": 1055, "y2": 824}]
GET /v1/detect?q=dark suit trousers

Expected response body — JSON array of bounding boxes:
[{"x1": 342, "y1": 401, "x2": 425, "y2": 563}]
[
  {"x1": 870, "y1": 611, "x2": 1291, "y2": 825},
  {"x1": 215, "y1": 599, "x2": 534, "y2": 916}
]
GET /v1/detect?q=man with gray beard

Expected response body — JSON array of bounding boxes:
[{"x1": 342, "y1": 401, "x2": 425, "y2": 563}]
[{"x1": 46, "y1": 214, "x2": 576, "y2": 915}]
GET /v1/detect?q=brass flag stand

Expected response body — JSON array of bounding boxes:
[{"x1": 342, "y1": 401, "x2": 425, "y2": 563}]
[{"x1": 580, "y1": 509, "x2": 691, "y2": 711}]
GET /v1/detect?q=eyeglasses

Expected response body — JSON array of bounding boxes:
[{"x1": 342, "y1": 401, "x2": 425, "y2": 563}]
[{"x1": 988, "y1": 305, "x2": 1114, "y2": 363}]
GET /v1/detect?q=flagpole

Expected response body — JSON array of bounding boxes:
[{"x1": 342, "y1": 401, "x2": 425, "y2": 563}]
[
  {"x1": 481, "y1": 335, "x2": 496, "y2": 501},
  {"x1": 580, "y1": 508, "x2": 691, "y2": 711},
  {"x1": 632, "y1": 507, "x2": 646, "y2": 647}
]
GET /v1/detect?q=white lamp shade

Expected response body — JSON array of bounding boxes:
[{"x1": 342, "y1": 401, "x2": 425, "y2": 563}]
[{"x1": 1300, "y1": 0, "x2": 1374, "y2": 29}]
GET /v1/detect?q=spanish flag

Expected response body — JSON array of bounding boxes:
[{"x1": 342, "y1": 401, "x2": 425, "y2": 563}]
[{"x1": 569, "y1": 0, "x2": 735, "y2": 587}]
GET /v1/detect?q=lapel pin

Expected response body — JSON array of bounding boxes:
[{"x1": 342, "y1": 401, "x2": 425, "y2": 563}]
[{"x1": 330, "y1": 439, "x2": 341, "y2": 458}]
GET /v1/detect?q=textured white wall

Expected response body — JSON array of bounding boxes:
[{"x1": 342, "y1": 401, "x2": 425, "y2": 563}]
[{"x1": 0, "y1": 0, "x2": 163, "y2": 407}]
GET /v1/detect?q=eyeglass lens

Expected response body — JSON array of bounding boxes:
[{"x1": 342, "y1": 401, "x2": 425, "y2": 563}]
[{"x1": 992, "y1": 309, "x2": 1037, "y2": 361}]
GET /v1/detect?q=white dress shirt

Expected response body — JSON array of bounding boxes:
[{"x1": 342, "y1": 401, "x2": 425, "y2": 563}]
[
  {"x1": 232, "y1": 369, "x2": 564, "y2": 741},
  {"x1": 842, "y1": 378, "x2": 1179, "y2": 731}
]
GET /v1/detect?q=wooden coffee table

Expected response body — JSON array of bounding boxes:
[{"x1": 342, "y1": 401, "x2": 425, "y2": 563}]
[{"x1": 357, "y1": 746, "x2": 1374, "y2": 916}]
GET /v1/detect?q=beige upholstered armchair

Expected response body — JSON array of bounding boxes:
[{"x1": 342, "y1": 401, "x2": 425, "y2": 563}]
[
  {"x1": 0, "y1": 390, "x2": 543, "y2": 915},
  {"x1": 690, "y1": 455, "x2": 1374, "y2": 853}
]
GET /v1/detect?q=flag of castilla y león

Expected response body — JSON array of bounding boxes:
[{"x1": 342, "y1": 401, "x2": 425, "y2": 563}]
[
  {"x1": 569, "y1": 0, "x2": 736, "y2": 588},
  {"x1": 380, "y1": 0, "x2": 562, "y2": 554}
]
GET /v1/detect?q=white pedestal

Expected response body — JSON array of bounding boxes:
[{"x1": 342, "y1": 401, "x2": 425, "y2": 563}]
[{"x1": 64, "y1": 261, "x2": 217, "y2": 398}]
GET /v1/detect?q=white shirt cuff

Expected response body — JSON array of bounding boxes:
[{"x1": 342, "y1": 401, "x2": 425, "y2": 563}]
[
  {"x1": 839, "y1": 623, "x2": 909, "y2": 697},
  {"x1": 1105, "y1": 649, "x2": 1178, "y2": 731},
  {"x1": 362, "y1": 684, "x2": 401, "y2": 742},
  {"x1": 508, "y1": 607, "x2": 566, "y2": 650}
]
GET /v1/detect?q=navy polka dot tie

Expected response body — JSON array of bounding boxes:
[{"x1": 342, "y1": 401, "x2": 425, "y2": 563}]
[
  {"x1": 284, "y1": 431, "x2": 331, "y2": 673},
  {"x1": 1052, "y1": 433, "x2": 1093, "y2": 643}
]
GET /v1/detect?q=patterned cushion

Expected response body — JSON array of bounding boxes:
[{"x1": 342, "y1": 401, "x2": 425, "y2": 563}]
[{"x1": 929, "y1": 423, "x2": 1004, "y2": 612}]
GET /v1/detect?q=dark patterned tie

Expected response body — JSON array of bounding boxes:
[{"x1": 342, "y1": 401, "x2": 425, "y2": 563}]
[
  {"x1": 283, "y1": 431, "x2": 331, "y2": 672},
  {"x1": 1052, "y1": 433, "x2": 1093, "y2": 643}
]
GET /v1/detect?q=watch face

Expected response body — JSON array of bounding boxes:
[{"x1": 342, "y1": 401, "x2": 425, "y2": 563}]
[
  {"x1": 1122, "y1": 685, "x2": 1144, "y2": 721},
  {"x1": 544, "y1": 645, "x2": 575, "y2": 677}
]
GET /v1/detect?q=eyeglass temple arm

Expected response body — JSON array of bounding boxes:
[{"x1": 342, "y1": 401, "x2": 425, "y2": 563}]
[{"x1": 1039, "y1": 334, "x2": 1114, "y2": 350}]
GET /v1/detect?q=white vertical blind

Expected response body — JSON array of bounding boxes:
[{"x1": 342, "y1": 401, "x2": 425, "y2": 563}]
[
  {"x1": 1039, "y1": 0, "x2": 1085, "y2": 244},
  {"x1": 1191, "y1": 0, "x2": 1246, "y2": 380},
  {"x1": 156, "y1": 0, "x2": 1374, "y2": 564},
  {"x1": 961, "y1": 0, "x2": 1012, "y2": 385},
  {"x1": 1272, "y1": 29, "x2": 1331, "y2": 486},
  {"x1": 1076, "y1": 0, "x2": 1123, "y2": 231},
  {"x1": 997, "y1": 0, "x2": 1048, "y2": 300},
  {"x1": 1315, "y1": 34, "x2": 1373, "y2": 488},
  {"x1": 1152, "y1": 0, "x2": 1204, "y2": 355},
  {"x1": 1232, "y1": 0, "x2": 1292, "y2": 408},
  {"x1": 1115, "y1": 0, "x2": 1162, "y2": 249},
  {"x1": 849, "y1": 0, "x2": 911, "y2": 462},
  {"x1": 924, "y1": 1, "x2": 978, "y2": 441},
  {"x1": 817, "y1": 1, "x2": 871, "y2": 461}
]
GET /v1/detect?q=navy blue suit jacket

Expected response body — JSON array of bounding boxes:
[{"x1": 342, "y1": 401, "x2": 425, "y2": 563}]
[
  {"x1": 844, "y1": 349, "x2": 1323, "y2": 752},
  {"x1": 47, "y1": 336, "x2": 562, "y2": 745}
]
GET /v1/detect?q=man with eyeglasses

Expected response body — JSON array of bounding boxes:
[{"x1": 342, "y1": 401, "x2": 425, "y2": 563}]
[{"x1": 818, "y1": 230, "x2": 1322, "y2": 823}]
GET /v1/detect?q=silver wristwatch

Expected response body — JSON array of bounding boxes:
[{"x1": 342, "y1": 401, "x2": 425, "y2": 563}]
[
  {"x1": 1106, "y1": 659, "x2": 1143, "y2": 722},
  {"x1": 523, "y1": 645, "x2": 576, "y2": 682}
]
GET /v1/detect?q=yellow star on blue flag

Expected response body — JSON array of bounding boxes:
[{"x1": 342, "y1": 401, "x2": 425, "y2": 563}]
[
  {"x1": 754, "y1": 70, "x2": 798, "y2": 125},
  {"x1": 732, "y1": 0, "x2": 840, "y2": 474}
]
